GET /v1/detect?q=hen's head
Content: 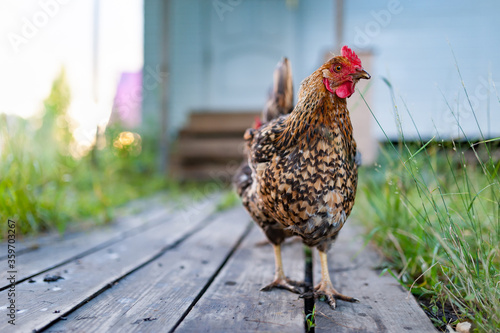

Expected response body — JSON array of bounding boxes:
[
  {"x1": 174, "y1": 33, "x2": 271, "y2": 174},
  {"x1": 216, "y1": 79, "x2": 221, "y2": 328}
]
[{"x1": 322, "y1": 46, "x2": 370, "y2": 99}]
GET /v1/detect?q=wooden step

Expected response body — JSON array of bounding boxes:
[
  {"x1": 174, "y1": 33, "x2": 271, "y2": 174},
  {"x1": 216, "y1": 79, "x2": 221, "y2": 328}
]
[
  {"x1": 172, "y1": 111, "x2": 258, "y2": 180},
  {"x1": 175, "y1": 137, "x2": 246, "y2": 159},
  {"x1": 171, "y1": 163, "x2": 242, "y2": 182},
  {"x1": 182, "y1": 111, "x2": 260, "y2": 135}
]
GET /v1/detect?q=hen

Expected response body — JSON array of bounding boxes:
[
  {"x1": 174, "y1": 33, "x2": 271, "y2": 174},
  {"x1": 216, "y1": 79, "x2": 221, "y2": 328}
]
[{"x1": 234, "y1": 46, "x2": 370, "y2": 309}]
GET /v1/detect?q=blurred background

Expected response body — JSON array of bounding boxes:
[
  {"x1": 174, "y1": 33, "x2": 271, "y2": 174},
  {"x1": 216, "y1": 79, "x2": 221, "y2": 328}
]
[{"x1": 1, "y1": 0, "x2": 499, "y2": 235}]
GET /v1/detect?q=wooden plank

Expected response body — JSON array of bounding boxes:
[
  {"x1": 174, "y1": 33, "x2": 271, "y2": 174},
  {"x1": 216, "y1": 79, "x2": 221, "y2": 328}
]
[
  {"x1": 46, "y1": 206, "x2": 252, "y2": 333},
  {"x1": 313, "y1": 222, "x2": 437, "y2": 332},
  {"x1": 178, "y1": 130, "x2": 245, "y2": 139},
  {"x1": 175, "y1": 225, "x2": 306, "y2": 332},
  {"x1": 172, "y1": 162, "x2": 242, "y2": 182},
  {"x1": 185, "y1": 111, "x2": 259, "y2": 134},
  {"x1": 0, "y1": 195, "x2": 170, "y2": 261},
  {"x1": 0, "y1": 196, "x2": 220, "y2": 290},
  {"x1": 0, "y1": 205, "x2": 172, "y2": 289},
  {"x1": 0, "y1": 233, "x2": 59, "y2": 261},
  {"x1": 0, "y1": 197, "x2": 220, "y2": 333}
]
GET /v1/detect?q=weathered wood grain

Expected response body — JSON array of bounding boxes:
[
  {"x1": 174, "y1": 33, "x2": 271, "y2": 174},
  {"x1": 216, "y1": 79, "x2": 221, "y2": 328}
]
[
  {"x1": 177, "y1": 137, "x2": 245, "y2": 159},
  {"x1": 0, "y1": 197, "x2": 219, "y2": 333},
  {"x1": 313, "y1": 222, "x2": 437, "y2": 332},
  {"x1": 46, "y1": 206, "x2": 252, "y2": 333},
  {"x1": 175, "y1": 225, "x2": 306, "y2": 333},
  {"x1": 0, "y1": 196, "x2": 220, "y2": 290},
  {"x1": 0, "y1": 206, "x2": 170, "y2": 290},
  {"x1": 0, "y1": 233, "x2": 59, "y2": 261},
  {"x1": 0, "y1": 192, "x2": 440, "y2": 332},
  {"x1": 0, "y1": 195, "x2": 170, "y2": 261},
  {"x1": 181, "y1": 111, "x2": 260, "y2": 135}
]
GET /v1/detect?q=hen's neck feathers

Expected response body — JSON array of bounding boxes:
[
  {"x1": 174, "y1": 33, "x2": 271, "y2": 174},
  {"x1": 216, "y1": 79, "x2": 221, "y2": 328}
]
[{"x1": 277, "y1": 69, "x2": 355, "y2": 156}]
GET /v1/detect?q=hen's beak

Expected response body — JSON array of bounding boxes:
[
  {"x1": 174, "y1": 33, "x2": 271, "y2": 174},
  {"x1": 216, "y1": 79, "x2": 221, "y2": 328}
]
[{"x1": 351, "y1": 68, "x2": 371, "y2": 80}]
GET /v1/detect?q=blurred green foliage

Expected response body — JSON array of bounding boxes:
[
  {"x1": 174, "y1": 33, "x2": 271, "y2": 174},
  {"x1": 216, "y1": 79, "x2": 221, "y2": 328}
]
[{"x1": 0, "y1": 69, "x2": 171, "y2": 238}]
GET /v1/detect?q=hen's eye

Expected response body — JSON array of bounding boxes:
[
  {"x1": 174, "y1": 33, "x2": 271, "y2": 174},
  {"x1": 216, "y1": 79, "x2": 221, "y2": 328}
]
[{"x1": 335, "y1": 65, "x2": 341, "y2": 72}]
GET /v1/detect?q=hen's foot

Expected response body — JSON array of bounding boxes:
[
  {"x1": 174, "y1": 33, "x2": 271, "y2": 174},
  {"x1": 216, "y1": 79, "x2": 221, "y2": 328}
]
[
  {"x1": 307, "y1": 282, "x2": 359, "y2": 309},
  {"x1": 261, "y1": 277, "x2": 305, "y2": 294}
]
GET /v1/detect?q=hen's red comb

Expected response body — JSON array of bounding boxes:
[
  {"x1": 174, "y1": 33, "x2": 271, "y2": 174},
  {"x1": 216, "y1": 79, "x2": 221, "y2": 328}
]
[{"x1": 341, "y1": 46, "x2": 362, "y2": 67}]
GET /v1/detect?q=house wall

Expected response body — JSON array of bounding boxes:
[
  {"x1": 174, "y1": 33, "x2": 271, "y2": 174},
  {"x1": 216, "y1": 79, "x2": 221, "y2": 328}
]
[
  {"x1": 144, "y1": 0, "x2": 336, "y2": 137},
  {"x1": 144, "y1": 0, "x2": 500, "y2": 143},
  {"x1": 343, "y1": 0, "x2": 500, "y2": 140}
]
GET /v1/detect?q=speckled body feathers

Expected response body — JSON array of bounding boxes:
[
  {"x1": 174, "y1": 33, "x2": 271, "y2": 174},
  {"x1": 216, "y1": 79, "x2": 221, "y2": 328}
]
[{"x1": 238, "y1": 64, "x2": 359, "y2": 252}]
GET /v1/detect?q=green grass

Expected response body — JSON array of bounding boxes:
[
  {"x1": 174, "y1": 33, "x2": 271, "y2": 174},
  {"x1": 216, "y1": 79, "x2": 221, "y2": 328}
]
[
  {"x1": 0, "y1": 69, "x2": 234, "y2": 240},
  {"x1": 305, "y1": 304, "x2": 316, "y2": 331},
  {"x1": 215, "y1": 190, "x2": 240, "y2": 211},
  {"x1": 353, "y1": 78, "x2": 500, "y2": 331},
  {"x1": 0, "y1": 69, "x2": 174, "y2": 238}
]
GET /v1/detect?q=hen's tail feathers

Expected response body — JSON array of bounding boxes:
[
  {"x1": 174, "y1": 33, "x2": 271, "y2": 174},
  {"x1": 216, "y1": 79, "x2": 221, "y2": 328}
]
[{"x1": 262, "y1": 57, "x2": 294, "y2": 123}]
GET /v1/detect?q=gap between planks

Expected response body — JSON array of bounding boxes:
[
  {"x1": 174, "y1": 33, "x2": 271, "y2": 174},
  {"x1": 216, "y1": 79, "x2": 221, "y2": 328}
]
[
  {"x1": 44, "y1": 207, "x2": 253, "y2": 333},
  {"x1": 312, "y1": 223, "x2": 437, "y2": 333},
  {"x1": 0, "y1": 196, "x2": 221, "y2": 333},
  {"x1": 0, "y1": 206, "x2": 172, "y2": 291},
  {"x1": 0, "y1": 194, "x2": 171, "y2": 262},
  {"x1": 174, "y1": 225, "x2": 306, "y2": 332},
  {"x1": 38, "y1": 212, "x2": 220, "y2": 332},
  {"x1": 4, "y1": 197, "x2": 437, "y2": 333},
  {"x1": 169, "y1": 222, "x2": 253, "y2": 333},
  {"x1": 0, "y1": 195, "x2": 221, "y2": 291}
]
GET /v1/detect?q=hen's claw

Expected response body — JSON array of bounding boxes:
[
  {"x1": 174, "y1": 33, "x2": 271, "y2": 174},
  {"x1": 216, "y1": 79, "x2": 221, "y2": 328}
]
[
  {"x1": 308, "y1": 250, "x2": 360, "y2": 309},
  {"x1": 261, "y1": 278, "x2": 303, "y2": 294},
  {"x1": 315, "y1": 290, "x2": 359, "y2": 309},
  {"x1": 313, "y1": 283, "x2": 359, "y2": 309}
]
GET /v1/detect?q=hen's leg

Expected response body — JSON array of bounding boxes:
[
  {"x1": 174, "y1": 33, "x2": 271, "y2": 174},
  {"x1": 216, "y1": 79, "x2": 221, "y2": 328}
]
[
  {"x1": 314, "y1": 250, "x2": 359, "y2": 309},
  {"x1": 261, "y1": 243, "x2": 302, "y2": 294}
]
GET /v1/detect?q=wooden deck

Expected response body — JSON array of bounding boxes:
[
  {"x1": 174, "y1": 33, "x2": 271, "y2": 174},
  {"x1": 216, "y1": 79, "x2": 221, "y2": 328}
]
[{"x1": 1, "y1": 195, "x2": 437, "y2": 332}]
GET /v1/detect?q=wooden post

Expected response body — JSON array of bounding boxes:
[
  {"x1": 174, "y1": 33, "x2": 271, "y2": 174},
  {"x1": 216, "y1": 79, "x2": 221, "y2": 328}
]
[{"x1": 158, "y1": 0, "x2": 170, "y2": 173}]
